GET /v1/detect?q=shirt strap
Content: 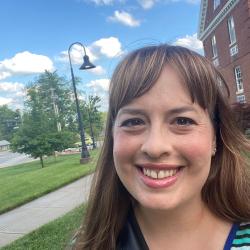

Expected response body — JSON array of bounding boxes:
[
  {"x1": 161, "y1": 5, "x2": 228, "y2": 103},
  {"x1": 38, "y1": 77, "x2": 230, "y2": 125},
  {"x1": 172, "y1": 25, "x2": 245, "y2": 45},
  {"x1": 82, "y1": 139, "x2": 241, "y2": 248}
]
[{"x1": 223, "y1": 223, "x2": 239, "y2": 250}]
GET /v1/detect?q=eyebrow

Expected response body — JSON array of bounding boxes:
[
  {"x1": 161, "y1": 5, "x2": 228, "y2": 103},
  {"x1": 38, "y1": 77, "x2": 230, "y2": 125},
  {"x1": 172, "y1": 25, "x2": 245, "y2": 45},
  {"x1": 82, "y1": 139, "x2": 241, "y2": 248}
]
[
  {"x1": 118, "y1": 106, "x2": 199, "y2": 117},
  {"x1": 166, "y1": 106, "x2": 199, "y2": 116}
]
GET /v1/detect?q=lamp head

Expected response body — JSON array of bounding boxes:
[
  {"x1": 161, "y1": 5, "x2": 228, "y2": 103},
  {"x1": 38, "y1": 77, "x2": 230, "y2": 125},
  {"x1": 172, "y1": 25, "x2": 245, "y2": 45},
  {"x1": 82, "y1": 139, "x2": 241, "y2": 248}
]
[{"x1": 79, "y1": 55, "x2": 96, "y2": 70}]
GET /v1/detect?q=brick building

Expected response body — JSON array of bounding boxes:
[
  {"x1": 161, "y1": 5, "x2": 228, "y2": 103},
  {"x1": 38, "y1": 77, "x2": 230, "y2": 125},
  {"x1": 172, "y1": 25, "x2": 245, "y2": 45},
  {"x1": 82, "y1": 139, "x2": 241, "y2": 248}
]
[{"x1": 198, "y1": 0, "x2": 250, "y2": 104}]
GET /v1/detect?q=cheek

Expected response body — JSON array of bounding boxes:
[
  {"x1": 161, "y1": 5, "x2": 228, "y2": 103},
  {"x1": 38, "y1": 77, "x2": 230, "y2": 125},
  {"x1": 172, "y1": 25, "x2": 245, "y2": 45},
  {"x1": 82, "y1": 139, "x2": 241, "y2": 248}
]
[
  {"x1": 113, "y1": 130, "x2": 141, "y2": 164},
  {"x1": 179, "y1": 135, "x2": 213, "y2": 168}
]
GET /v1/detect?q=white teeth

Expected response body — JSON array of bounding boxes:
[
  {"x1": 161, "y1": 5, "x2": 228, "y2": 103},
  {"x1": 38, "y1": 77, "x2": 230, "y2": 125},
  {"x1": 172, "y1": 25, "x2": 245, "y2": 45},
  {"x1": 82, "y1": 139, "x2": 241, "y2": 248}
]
[
  {"x1": 158, "y1": 170, "x2": 165, "y2": 179},
  {"x1": 169, "y1": 170, "x2": 173, "y2": 177},
  {"x1": 151, "y1": 170, "x2": 157, "y2": 179},
  {"x1": 143, "y1": 168, "x2": 178, "y2": 179},
  {"x1": 146, "y1": 169, "x2": 150, "y2": 176}
]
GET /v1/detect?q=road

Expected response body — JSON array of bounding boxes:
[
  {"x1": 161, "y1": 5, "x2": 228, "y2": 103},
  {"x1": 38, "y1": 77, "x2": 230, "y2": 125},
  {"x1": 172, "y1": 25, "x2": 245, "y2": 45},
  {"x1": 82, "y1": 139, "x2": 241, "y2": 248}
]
[{"x1": 0, "y1": 151, "x2": 35, "y2": 168}]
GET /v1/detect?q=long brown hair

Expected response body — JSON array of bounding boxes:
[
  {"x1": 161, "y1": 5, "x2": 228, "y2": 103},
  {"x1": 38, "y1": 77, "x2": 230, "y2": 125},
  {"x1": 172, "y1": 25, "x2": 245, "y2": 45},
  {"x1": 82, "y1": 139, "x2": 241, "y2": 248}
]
[{"x1": 73, "y1": 44, "x2": 250, "y2": 250}]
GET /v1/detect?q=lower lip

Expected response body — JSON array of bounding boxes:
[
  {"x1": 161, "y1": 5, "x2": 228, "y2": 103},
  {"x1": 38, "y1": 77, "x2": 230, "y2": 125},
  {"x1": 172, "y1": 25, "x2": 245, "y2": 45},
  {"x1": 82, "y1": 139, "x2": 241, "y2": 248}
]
[{"x1": 137, "y1": 168, "x2": 182, "y2": 189}]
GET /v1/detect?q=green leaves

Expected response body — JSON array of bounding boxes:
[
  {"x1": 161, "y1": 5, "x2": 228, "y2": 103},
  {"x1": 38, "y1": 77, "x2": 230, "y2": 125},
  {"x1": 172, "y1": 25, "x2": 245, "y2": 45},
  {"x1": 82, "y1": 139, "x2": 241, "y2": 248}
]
[
  {"x1": 0, "y1": 105, "x2": 21, "y2": 141},
  {"x1": 80, "y1": 95, "x2": 103, "y2": 141},
  {"x1": 11, "y1": 71, "x2": 78, "y2": 167},
  {"x1": 8, "y1": 71, "x2": 104, "y2": 168}
]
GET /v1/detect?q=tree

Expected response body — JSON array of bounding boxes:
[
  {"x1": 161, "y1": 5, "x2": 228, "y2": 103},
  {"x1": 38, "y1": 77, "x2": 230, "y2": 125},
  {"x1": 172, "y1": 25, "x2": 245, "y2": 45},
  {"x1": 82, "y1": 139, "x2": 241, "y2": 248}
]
[
  {"x1": 232, "y1": 102, "x2": 250, "y2": 133},
  {"x1": 47, "y1": 131, "x2": 77, "y2": 153},
  {"x1": 27, "y1": 70, "x2": 78, "y2": 133},
  {"x1": 11, "y1": 76, "x2": 76, "y2": 168},
  {"x1": 11, "y1": 87, "x2": 51, "y2": 167},
  {"x1": 11, "y1": 71, "x2": 104, "y2": 167},
  {"x1": 11, "y1": 114, "x2": 49, "y2": 167},
  {"x1": 11, "y1": 119, "x2": 76, "y2": 168},
  {"x1": 0, "y1": 105, "x2": 21, "y2": 141},
  {"x1": 80, "y1": 95, "x2": 104, "y2": 146}
]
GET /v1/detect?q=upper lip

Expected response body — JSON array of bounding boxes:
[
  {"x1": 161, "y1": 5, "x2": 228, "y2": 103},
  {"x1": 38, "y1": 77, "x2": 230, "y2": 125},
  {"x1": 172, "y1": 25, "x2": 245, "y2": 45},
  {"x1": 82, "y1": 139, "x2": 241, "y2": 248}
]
[{"x1": 136, "y1": 163, "x2": 181, "y2": 170}]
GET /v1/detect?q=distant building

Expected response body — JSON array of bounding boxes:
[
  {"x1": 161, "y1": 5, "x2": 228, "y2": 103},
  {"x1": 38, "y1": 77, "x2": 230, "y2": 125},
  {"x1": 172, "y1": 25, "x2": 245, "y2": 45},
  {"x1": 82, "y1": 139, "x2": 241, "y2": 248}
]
[
  {"x1": 0, "y1": 140, "x2": 10, "y2": 151},
  {"x1": 198, "y1": 0, "x2": 250, "y2": 104}
]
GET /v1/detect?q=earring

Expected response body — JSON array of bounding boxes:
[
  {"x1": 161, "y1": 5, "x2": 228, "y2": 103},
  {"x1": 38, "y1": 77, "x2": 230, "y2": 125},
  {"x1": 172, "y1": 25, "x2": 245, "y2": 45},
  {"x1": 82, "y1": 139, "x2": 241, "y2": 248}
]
[{"x1": 212, "y1": 147, "x2": 217, "y2": 156}]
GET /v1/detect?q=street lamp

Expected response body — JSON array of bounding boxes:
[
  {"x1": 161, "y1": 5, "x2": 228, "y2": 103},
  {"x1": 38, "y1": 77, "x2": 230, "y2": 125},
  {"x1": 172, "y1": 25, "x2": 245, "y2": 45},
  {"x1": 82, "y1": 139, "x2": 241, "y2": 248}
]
[{"x1": 68, "y1": 42, "x2": 96, "y2": 164}]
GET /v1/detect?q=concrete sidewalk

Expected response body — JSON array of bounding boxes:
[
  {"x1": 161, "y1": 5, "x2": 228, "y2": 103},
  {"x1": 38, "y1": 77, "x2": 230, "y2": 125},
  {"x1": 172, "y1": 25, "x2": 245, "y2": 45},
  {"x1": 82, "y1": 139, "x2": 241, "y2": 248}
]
[{"x1": 0, "y1": 174, "x2": 93, "y2": 248}]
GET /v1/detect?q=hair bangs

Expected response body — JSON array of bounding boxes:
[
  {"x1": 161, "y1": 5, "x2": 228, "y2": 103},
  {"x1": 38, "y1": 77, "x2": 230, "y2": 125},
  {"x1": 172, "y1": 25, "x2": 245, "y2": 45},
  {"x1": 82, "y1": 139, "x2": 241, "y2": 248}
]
[{"x1": 109, "y1": 45, "x2": 170, "y2": 121}]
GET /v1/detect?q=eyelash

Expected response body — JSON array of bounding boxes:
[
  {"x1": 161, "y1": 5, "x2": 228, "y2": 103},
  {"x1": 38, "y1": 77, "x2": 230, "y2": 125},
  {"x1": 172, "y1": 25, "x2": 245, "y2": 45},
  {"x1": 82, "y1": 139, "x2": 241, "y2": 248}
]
[
  {"x1": 119, "y1": 117, "x2": 196, "y2": 129},
  {"x1": 174, "y1": 117, "x2": 195, "y2": 126},
  {"x1": 120, "y1": 118, "x2": 144, "y2": 127}
]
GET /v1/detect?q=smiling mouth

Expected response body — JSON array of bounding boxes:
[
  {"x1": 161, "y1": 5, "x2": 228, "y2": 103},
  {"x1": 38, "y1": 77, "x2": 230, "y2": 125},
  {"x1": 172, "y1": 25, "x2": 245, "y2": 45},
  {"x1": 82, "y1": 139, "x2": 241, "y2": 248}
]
[{"x1": 138, "y1": 166, "x2": 183, "y2": 180}]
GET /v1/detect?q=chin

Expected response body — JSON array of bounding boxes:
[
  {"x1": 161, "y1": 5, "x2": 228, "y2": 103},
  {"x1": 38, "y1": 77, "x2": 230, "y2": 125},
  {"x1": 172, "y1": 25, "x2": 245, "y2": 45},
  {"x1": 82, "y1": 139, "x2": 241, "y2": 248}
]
[{"x1": 134, "y1": 195, "x2": 181, "y2": 212}]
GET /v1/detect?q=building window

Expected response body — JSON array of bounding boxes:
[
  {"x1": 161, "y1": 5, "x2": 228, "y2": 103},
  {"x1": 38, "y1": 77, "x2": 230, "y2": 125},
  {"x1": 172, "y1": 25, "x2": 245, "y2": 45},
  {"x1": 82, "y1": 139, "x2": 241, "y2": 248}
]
[
  {"x1": 211, "y1": 35, "x2": 218, "y2": 58},
  {"x1": 234, "y1": 66, "x2": 243, "y2": 93},
  {"x1": 230, "y1": 44, "x2": 238, "y2": 57},
  {"x1": 214, "y1": 0, "x2": 220, "y2": 10},
  {"x1": 228, "y1": 16, "x2": 236, "y2": 45},
  {"x1": 236, "y1": 95, "x2": 246, "y2": 103}
]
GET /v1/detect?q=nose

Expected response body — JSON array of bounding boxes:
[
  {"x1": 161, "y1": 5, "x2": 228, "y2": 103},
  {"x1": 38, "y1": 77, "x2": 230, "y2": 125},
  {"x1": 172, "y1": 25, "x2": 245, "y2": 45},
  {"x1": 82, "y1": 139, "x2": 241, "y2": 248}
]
[{"x1": 140, "y1": 126, "x2": 173, "y2": 159}]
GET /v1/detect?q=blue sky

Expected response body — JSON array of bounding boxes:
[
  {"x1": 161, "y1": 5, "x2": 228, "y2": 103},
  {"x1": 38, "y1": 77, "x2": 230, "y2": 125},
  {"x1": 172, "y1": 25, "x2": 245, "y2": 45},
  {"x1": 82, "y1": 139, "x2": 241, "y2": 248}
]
[{"x1": 0, "y1": 0, "x2": 203, "y2": 110}]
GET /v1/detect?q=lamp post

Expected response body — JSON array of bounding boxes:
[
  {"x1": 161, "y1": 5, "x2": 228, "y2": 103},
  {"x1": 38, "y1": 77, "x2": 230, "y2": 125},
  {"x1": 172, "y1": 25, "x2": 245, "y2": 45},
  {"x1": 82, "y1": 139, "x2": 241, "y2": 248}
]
[{"x1": 68, "y1": 42, "x2": 96, "y2": 164}]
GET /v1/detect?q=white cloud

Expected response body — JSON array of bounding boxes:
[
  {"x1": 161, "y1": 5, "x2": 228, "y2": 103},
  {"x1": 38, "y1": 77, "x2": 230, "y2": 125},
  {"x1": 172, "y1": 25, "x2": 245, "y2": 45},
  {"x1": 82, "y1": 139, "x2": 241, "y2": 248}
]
[
  {"x1": 137, "y1": 0, "x2": 157, "y2": 9},
  {"x1": 0, "y1": 51, "x2": 54, "y2": 80},
  {"x1": 173, "y1": 33, "x2": 204, "y2": 54},
  {"x1": 90, "y1": 37, "x2": 123, "y2": 58},
  {"x1": 59, "y1": 45, "x2": 97, "y2": 65},
  {"x1": 0, "y1": 97, "x2": 12, "y2": 106},
  {"x1": 0, "y1": 81, "x2": 26, "y2": 109},
  {"x1": 86, "y1": 79, "x2": 110, "y2": 111},
  {"x1": 108, "y1": 11, "x2": 141, "y2": 27},
  {"x1": 15, "y1": 91, "x2": 26, "y2": 97},
  {"x1": 0, "y1": 72, "x2": 11, "y2": 80},
  {"x1": 59, "y1": 37, "x2": 122, "y2": 65},
  {"x1": 89, "y1": 65, "x2": 106, "y2": 75},
  {"x1": 87, "y1": 78, "x2": 110, "y2": 92},
  {"x1": 0, "y1": 82, "x2": 25, "y2": 92},
  {"x1": 137, "y1": 0, "x2": 199, "y2": 8}
]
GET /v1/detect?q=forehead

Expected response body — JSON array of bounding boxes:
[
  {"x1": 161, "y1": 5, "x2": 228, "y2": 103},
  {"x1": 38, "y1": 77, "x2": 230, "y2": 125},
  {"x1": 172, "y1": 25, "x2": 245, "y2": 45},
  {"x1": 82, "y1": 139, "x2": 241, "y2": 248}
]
[
  {"x1": 122, "y1": 66, "x2": 191, "y2": 106},
  {"x1": 117, "y1": 66, "x2": 206, "y2": 117}
]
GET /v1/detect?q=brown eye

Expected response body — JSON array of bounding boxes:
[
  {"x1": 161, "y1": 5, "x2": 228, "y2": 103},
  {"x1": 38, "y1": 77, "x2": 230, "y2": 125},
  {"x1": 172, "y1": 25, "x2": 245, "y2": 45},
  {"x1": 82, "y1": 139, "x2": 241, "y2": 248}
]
[
  {"x1": 175, "y1": 117, "x2": 195, "y2": 126},
  {"x1": 120, "y1": 118, "x2": 144, "y2": 127}
]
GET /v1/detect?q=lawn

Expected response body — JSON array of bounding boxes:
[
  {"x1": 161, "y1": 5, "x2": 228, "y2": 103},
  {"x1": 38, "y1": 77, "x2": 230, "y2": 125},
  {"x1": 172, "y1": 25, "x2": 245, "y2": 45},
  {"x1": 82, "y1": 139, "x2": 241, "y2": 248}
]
[
  {"x1": 0, "y1": 150, "x2": 98, "y2": 214},
  {"x1": 1, "y1": 204, "x2": 85, "y2": 250}
]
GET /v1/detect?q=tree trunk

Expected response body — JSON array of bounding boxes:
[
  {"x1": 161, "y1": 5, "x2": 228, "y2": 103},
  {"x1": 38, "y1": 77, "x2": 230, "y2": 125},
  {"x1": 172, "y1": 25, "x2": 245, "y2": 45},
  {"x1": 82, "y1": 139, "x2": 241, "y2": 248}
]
[
  {"x1": 53, "y1": 151, "x2": 57, "y2": 162},
  {"x1": 40, "y1": 155, "x2": 44, "y2": 168}
]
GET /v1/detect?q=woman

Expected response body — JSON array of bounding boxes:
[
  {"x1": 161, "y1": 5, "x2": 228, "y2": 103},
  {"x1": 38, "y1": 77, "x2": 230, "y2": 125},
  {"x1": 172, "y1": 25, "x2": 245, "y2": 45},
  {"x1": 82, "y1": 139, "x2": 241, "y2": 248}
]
[{"x1": 73, "y1": 44, "x2": 250, "y2": 250}]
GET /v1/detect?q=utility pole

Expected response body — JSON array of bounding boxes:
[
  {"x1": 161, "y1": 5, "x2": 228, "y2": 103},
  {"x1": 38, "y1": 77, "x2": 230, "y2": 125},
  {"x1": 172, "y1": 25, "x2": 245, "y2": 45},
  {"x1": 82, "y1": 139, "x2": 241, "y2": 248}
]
[
  {"x1": 50, "y1": 88, "x2": 61, "y2": 132},
  {"x1": 87, "y1": 96, "x2": 96, "y2": 149}
]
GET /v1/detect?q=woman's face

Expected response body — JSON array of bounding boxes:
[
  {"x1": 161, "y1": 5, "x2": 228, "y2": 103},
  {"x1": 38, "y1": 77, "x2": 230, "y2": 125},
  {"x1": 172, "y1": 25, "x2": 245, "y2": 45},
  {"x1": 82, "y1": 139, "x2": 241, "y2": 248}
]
[{"x1": 113, "y1": 66, "x2": 215, "y2": 212}]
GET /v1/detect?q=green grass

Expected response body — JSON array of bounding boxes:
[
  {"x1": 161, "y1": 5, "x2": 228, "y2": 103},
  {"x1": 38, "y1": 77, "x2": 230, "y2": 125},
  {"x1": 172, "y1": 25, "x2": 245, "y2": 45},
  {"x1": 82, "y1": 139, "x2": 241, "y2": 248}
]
[
  {"x1": 1, "y1": 204, "x2": 85, "y2": 250},
  {"x1": 0, "y1": 150, "x2": 98, "y2": 214}
]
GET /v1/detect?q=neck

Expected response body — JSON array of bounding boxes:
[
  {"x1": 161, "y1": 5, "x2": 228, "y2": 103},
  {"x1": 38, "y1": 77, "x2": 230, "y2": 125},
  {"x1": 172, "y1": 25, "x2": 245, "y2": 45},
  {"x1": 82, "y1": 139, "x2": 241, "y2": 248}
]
[
  {"x1": 134, "y1": 198, "x2": 231, "y2": 250},
  {"x1": 135, "y1": 197, "x2": 208, "y2": 235}
]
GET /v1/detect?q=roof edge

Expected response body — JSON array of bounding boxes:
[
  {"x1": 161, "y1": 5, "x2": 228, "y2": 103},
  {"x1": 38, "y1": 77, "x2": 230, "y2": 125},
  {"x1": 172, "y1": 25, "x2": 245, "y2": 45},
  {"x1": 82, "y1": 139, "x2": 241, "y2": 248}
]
[
  {"x1": 197, "y1": 0, "x2": 208, "y2": 39},
  {"x1": 198, "y1": 0, "x2": 240, "y2": 41}
]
